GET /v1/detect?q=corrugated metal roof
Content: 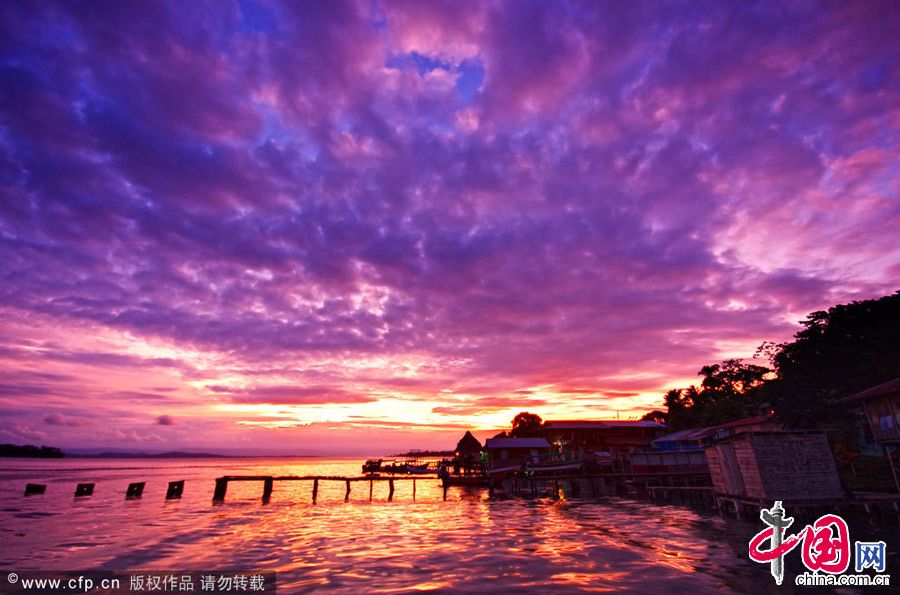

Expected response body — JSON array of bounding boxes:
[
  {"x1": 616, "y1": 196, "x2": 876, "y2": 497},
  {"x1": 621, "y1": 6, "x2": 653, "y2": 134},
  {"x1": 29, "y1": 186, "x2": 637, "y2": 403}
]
[
  {"x1": 709, "y1": 415, "x2": 774, "y2": 430},
  {"x1": 652, "y1": 428, "x2": 713, "y2": 444},
  {"x1": 485, "y1": 437, "x2": 550, "y2": 449},
  {"x1": 543, "y1": 420, "x2": 666, "y2": 430},
  {"x1": 844, "y1": 377, "x2": 900, "y2": 401},
  {"x1": 652, "y1": 416, "x2": 775, "y2": 446}
]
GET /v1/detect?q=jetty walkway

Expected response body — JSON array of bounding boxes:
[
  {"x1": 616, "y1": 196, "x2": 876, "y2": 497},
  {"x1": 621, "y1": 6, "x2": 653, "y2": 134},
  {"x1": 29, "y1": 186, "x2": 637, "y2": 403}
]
[
  {"x1": 213, "y1": 475, "x2": 444, "y2": 502},
  {"x1": 20, "y1": 474, "x2": 446, "y2": 503}
]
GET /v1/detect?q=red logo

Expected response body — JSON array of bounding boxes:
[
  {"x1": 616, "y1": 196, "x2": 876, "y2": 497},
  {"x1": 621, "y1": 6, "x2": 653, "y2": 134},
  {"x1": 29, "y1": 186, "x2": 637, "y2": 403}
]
[{"x1": 749, "y1": 501, "x2": 851, "y2": 584}]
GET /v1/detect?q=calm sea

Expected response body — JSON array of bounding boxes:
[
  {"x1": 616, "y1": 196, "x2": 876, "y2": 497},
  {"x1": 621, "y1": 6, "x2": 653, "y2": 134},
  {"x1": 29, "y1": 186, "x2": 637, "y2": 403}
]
[{"x1": 1, "y1": 457, "x2": 896, "y2": 593}]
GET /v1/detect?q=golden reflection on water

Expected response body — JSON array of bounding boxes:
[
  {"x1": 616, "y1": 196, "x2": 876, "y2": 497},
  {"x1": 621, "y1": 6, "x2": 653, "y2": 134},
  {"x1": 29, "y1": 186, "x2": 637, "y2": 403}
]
[{"x1": 1, "y1": 457, "x2": 866, "y2": 593}]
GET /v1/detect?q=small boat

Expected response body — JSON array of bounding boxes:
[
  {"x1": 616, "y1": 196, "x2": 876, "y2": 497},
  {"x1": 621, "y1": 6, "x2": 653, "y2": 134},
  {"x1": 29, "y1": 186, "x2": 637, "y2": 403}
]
[
  {"x1": 524, "y1": 453, "x2": 583, "y2": 475},
  {"x1": 441, "y1": 475, "x2": 489, "y2": 487},
  {"x1": 381, "y1": 460, "x2": 405, "y2": 473},
  {"x1": 403, "y1": 462, "x2": 432, "y2": 474},
  {"x1": 362, "y1": 458, "x2": 383, "y2": 474},
  {"x1": 526, "y1": 459, "x2": 583, "y2": 473},
  {"x1": 485, "y1": 463, "x2": 522, "y2": 477}
]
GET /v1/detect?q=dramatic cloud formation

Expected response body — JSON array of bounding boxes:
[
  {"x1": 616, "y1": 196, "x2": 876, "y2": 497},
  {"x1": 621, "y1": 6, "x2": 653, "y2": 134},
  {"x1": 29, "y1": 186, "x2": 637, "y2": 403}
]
[{"x1": 0, "y1": 1, "x2": 897, "y2": 453}]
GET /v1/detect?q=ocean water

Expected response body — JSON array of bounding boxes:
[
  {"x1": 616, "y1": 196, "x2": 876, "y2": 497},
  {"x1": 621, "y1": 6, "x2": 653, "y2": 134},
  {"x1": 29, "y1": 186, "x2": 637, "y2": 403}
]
[{"x1": 0, "y1": 457, "x2": 896, "y2": 593}]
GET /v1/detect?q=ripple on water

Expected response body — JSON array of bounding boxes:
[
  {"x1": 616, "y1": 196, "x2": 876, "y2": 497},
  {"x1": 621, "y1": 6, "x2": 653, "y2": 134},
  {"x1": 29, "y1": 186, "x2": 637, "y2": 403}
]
[{"x1": 3, "y1": 458, "x2": 898, "y2": 593}]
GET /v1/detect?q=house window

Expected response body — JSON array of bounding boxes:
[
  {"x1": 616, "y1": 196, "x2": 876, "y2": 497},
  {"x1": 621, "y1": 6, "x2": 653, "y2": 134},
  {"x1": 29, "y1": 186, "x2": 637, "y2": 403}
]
[
  {"x1": 500, "y1": 449, "x2": 508, "y2": 460},
  {"x1": 876, "y1": 402, "x2": 893, "y2": 433}
]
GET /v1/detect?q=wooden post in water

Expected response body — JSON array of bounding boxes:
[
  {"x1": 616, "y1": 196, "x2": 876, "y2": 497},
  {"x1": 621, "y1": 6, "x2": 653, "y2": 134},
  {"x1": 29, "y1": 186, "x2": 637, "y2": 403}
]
[
  {"x1": 412, "y1": 479, "x2": 416, "y2": 501},
  {"x1": 24, "y1": 483, "x2": 46, "y2": 496},
  {"x1": 312, "y1": 478, "x2": 319, "y2": 504},
  {"x1": 75, "y1": 483, "x2": 94, "y2": 497},
  {"x1": 388, "y1": 478, "x2": 395, "y2": 501},
  {"x1": 369, "y1": 479, "x2": 373, "y2": 501},
  {"x1": 443, "y1": 483, "x2": 448, "y2": 501},
  {"x1": 213, "y1": 478, "x2": 228, "y2": 502},
  {"x1": 126, "y1": 482, "x2": 145, "y2": 500},
  {"x1": 345, "y1": 480, "x2": 351, "y2": 502},
  {"x1": 166, "y1": 480, "x2": 184, "y2": 500},
  {"x1": 262, "y1": 477, "x2": 273, "y2": 503}
]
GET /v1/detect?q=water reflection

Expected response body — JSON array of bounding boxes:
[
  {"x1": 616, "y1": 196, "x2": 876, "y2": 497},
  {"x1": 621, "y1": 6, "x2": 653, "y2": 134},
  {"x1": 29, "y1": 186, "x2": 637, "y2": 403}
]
[{"x1": 1, "y1": 458, "x2": 896, "y2": 593}]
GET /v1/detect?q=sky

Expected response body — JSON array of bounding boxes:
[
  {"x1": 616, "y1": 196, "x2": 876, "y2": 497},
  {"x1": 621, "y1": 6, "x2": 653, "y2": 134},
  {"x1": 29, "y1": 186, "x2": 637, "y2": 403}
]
[{"x1": 0, "y1": 1, "x2": 898, "y2": 454}]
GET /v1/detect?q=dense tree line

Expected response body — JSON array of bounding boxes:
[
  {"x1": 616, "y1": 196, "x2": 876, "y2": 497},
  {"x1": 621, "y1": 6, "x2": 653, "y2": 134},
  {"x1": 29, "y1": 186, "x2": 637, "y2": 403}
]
[
  {"x1": 646, "y1": 291, "x2": 900, "y2": 430},
  {"x1": 0, "y1": 444, "x2": 64, "y2": 457}
]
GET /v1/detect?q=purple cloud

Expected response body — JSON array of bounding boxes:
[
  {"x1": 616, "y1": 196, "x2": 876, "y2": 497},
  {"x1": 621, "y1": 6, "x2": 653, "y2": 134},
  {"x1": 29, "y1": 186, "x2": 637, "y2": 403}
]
[
  {"x1": 43, "y1": 413, "x2": 90, "y2": 427},
  {"x1": 0, "y1": 0, "x2": 897, "y2": 450}
]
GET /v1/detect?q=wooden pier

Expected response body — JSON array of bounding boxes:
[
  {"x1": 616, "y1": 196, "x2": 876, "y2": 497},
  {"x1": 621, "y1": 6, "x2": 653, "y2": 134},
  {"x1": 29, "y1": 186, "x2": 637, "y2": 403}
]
[
  {"x1": 17, "y1": 471, "x2": 900, "y2": 525},
  {"x1": 212, "y1": 475, "x2": 446, "y2": 503}
]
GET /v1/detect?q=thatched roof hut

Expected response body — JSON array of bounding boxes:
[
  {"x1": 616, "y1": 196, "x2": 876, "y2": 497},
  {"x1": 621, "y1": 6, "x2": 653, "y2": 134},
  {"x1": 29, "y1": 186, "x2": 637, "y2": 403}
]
[{"x1": 455, "y1": 431, "x2": 483, "y2": 456}]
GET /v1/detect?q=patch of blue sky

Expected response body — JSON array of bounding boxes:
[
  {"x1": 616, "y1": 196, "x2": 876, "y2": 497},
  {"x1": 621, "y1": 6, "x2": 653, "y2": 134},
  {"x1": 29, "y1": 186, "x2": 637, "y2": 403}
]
[
  {"x1": 385, "y1": 51, "x2": 452, "y2": 76},
  {"x1": 254, "y1": 107, "x2": 319, "y2": 162},
  {"x1": 237, "y1": 0, "x2": 278, "y2": 34},
  {"x1": 456, "y1": 58, "x2": 484, "y2": 104},
  {"x1": 385, "y1": 51, "x2": 485, "y2": 106}
]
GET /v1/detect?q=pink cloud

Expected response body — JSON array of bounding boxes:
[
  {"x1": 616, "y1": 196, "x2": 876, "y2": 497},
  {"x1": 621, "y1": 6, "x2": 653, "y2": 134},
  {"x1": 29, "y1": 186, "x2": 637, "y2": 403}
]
[{"x1": 0, "y1": 0, "x2": 896, "y2": 451}]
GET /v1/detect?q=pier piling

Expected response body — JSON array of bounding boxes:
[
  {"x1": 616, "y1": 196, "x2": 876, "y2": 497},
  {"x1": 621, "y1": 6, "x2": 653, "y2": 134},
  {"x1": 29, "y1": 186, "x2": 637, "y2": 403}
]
[
  {"x1": 166, "y1": 480, "x2": 184, "y2": 500},
  {"x1": 126, "y1": 482, "x2": 145, "y2": 500},
  {"x1": 75, "y1": 483, "x2": 94, "y2": 497},
  {"x1": 312, "y1": 478, "x2": 319, "y2": 504},
  {"x1": 345, "y1": 480, "x2": 351, "y2": 502},
  {"x1": 262, "y1": 477, "x2": 273, "y2": 503},
  {"x1": 24, "y1": 483, "x2": 46, "y2": 496},
  {"x1": 213, "y1": 478, "x2": 228, "y2": 502},
  {"x1": 369, "y1": 479, "x2": 373, "y2": 501},
  {"x1": 388, "y1": 478, "x2": 395, "y2": 501}
]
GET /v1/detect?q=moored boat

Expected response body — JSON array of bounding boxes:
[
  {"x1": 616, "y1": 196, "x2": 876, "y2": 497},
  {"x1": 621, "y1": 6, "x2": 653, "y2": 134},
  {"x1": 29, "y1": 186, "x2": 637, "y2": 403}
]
[
  {"x1": 485, "y1": 463, "x2": 522, "y2": 477},
  {"x1": 524, "y1": 452, "x2": 583, "y2": 475},
  {"x1": 362, "y1": 458, "x2": 383, "y2": 474},
  {"x1": 403, "y1": 462, "x2": 432, "y2": 474}
]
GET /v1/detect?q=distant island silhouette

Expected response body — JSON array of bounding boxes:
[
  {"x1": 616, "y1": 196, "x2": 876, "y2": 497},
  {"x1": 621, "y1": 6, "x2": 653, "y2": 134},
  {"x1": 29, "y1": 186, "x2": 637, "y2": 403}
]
[
  {"x1": 0, "y1": 444, "x2": 232, "y2": 458},
  {"x1": 392, "y1": 450, "x2": 454, "y2": 457},
  {"x1": 70, "y1": 451, "x2": 226, "y2": 459},
  {"x1": 0, "y1": 443, "x2": 64, "y2": 458}
]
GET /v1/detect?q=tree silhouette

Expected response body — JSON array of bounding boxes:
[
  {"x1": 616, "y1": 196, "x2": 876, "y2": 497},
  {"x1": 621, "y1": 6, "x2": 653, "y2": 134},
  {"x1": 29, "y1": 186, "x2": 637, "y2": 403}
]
[
  {"x1": 662, "y1": 359, "x2": 769, "y2": 429},
  {"x1": 659, "y1": 291, "x2": 900, "y2": 431},
  {"x1": 510, "y1": 411, "x2": 543, "y2": 437},
  {"x1": 766, "y1": 291, "x2": 900, "y2": 428},
  {"x1": 640, "y1": 410, "x2": 667, "y2": 424}
]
